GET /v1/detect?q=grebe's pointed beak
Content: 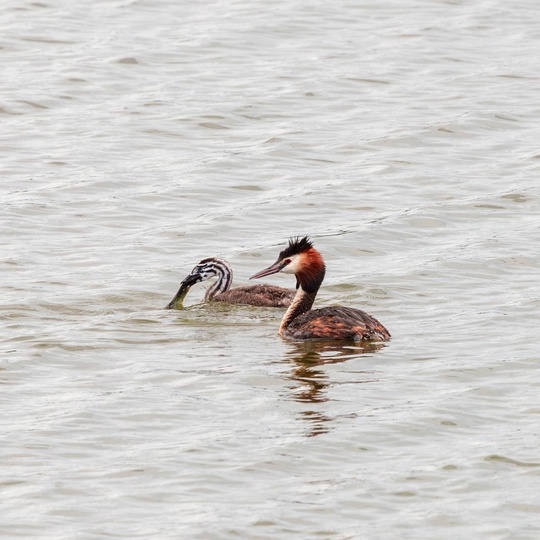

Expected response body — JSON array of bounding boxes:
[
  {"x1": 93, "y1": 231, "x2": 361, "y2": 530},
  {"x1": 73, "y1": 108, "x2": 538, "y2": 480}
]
[
  {"x1": 250, "y1": 260, "x2": 284, "y2": 280},
  {"x1": 178, "y1": 272, "x2": 202, "y2": 290}
]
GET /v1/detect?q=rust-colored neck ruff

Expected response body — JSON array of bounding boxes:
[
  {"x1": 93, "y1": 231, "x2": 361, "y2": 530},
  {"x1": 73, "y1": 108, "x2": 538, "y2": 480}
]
[
  {"x1": 296, "y1": 248, "x2": 326, "y2": 294},
  {"x1": 279, "y1": 249, "x2": 325, "y2": 336}
]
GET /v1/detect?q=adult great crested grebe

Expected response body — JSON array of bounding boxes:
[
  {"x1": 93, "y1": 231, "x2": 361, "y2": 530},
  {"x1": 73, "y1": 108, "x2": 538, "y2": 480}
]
[
  {"x1": 166, "y1": 257, "x2": 295, "y2": 309},
  {"x1": 250, "y1": 237, "x2": 390, "y2": 341}
]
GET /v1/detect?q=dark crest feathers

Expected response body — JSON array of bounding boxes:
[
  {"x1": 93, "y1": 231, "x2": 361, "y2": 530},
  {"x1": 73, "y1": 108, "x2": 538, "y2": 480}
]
[{"x1": 278, "y1": 236, "x2": 313, "y2": 260}]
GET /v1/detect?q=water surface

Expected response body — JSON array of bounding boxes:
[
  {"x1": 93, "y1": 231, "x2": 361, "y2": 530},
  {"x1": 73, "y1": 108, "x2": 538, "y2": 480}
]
[{"x1": 2, "y1": 0, "x2": 540, "y2": 538}]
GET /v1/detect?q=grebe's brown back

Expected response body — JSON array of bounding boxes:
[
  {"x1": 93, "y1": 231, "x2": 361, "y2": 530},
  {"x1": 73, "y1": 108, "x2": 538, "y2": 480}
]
[
  {"x1": 166, "y1": 257, "x2": 295, "y2": 309},
  {"x1": 250, "y1": 237, "x2": 390, "y2": 341}
]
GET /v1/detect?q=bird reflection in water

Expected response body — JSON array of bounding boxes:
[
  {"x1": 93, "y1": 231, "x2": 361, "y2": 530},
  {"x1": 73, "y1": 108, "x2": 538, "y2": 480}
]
[{"x1": 283, "y1": 341, "x2": 386, "y2": 437}]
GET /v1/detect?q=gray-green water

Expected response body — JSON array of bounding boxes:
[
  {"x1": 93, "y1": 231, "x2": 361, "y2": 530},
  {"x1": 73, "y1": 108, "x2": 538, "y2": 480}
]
[{"x1": 2, "y1": 1, "x2": 540, "y2": 538}]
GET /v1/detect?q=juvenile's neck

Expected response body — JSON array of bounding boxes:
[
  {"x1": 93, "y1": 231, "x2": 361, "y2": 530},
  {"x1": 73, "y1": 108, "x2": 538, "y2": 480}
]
[{"x1": 205, "y1": 269, "x2": 233, "y2": 300}]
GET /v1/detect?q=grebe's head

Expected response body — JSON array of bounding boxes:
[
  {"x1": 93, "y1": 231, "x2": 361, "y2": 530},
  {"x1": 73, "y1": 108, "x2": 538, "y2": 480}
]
[
  {"x1": 250, "y1": 236, "x2": 325, "y2": 292},
  {"x1": 165, "y1": 257, "x2": 232, "y2": 309},
  {"x1": 179, "y1": 257, "x2": 230, "y2": 288}
]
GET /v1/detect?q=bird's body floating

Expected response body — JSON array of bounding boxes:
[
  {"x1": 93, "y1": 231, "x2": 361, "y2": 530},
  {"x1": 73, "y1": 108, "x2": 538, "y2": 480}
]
[
  {"x1": 250, "y1": 237, "x2": 390, "y2": 341},
  {"x1": 166, "y1": 257, "x2": 295, "y2": 309}
]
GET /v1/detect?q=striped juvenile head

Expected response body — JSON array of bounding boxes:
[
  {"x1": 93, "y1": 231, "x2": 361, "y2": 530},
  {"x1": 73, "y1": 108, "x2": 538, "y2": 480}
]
[{"x1": 181, "y1": 257, "x2": 232, "y2": 288}]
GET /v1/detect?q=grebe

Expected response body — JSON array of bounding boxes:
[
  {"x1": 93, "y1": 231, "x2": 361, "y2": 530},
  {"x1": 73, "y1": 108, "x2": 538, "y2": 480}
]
[
  {"x1": 250, "y1": 237, "x2": 390, "y2": 341},
  {"x1": 166, "y1": 257, "x2": 295, "y2": 309}
]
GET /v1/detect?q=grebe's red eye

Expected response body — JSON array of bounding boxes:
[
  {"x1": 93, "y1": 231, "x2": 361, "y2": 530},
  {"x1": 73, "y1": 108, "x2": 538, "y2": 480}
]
[{"x1": 283, "y1": 258, "x2": 291, "y2": 265}]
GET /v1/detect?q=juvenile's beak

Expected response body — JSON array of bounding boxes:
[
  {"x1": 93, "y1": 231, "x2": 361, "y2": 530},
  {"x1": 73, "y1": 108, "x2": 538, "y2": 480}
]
[
  {"x1": 250, "y1": 261, "x2": 284, "y2": 280},
  {"x1": 179, "y1": 273, "x2": 202, "y2": 289}
]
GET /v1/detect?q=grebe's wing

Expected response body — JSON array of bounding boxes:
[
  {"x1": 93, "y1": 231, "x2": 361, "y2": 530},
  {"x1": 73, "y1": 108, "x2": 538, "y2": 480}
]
[{"x1": 285, "y1": 307, "x2": 390, "y2": 341}]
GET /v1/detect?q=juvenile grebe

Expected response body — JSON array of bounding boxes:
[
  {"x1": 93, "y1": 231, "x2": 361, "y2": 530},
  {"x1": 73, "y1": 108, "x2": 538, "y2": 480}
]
[
  {"x1": 166, "y1": 257, "x2": 295, "y2": 309},
  {"x1": 250, "y1": 237, "x2": 390, "y2": 341}
]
